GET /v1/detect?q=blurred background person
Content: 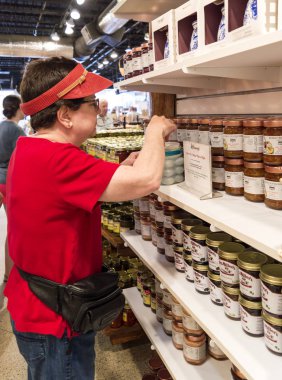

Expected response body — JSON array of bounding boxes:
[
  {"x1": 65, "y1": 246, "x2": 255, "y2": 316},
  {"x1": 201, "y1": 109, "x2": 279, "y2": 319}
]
[{"x1": 96, "y1": 99, "x2": 114, "y2": 130}]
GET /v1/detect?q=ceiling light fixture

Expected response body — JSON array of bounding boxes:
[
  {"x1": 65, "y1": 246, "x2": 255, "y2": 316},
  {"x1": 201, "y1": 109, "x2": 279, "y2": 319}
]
[
  {"x1": 98, "y1": 63, "x2": 104, "y2": 69},
  {"x1": 70, "y1": 9, "x2": 81, "y2": 20},
  {"x1": 65, "y1": 25, "x2": 74, "y2": 35},
  {"x1": 125, "y1": 45, "x2": 131, "y2": 53},
  {"x1": 103, "y1": 59, "x2": 109, "y2": 65},
  {"x1": 51, "y1": 32, "x2": 60, "y2": 42},
  {"x1": 110, "y1": 51, "x2": 118, "y2": 59},
  {"x1": 144, "y1": 33, "x2": 149, "y2": 41},
  {"x1": 76, "y1": 0, "x2": 85, "y2": 4},
  {"x1": 66, "y1": 18, "x2": 75, "y2": 27}
]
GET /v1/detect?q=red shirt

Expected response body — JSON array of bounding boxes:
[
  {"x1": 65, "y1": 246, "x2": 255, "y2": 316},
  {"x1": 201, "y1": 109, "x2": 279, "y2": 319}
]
[{"x1": 4, "y1": 137, "x2": 119, "y2": 337}]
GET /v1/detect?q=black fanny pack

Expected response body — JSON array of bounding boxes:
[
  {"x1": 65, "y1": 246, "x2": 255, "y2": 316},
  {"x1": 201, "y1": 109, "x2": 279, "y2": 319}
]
[{"x1": 17, "y1": 267, "x2": 125, "y2": 334}]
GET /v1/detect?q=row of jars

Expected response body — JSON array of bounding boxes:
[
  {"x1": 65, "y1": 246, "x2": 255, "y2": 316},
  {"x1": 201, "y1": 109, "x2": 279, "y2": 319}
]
[
  {"x1": 101, "y1": 202, "x2": 135, "y2": 236},
  {"x1": 123, "y1": 42, "x2": 154, "y2": 80}
]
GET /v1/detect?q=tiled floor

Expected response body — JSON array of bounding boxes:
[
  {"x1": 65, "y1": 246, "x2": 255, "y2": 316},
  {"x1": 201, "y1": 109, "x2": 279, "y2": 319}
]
[{"x1": 0, "y1": 206, "x2": 151, "y2": 379}]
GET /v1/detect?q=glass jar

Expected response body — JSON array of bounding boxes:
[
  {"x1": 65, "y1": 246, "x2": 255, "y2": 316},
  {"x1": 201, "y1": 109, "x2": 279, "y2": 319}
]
[
  {"x1": 176, "y1": 118, "x2": 187, "y2": 143},
  {"x1": 189, "y1": 225, "x2": 210, "y2": 264},
  {"x1": 148, "y1": 41, "x2": 154, "y2": 71},
  {"x1": 164, "y1": 233, "x2": 174, "y2": 263},
  {"x1": 141, "y1": 42, "x2": 149, "y2": 73},
  {"x1": 156, "y1": 226, "x2": 165, "y2": 255},
  {"x1": 210, "y1": 119, "x2": 224, "y2": 155},
  {"x1": 243, "y1": 119, "x2": 263, "y2": 162},
  {"x1": 212, "y1": 155, "x2": 225, "y2": 191},
  {"x1": 171, "y1": 296, "x2": 183, "y2": 321},
  {"x1": 163, "y1": 307, "x2": 173, "y2": 336},
  {"x1": 243, "y1": 162, "x2": 264, "y2": 202},
  {"x1": 222, "y1": 285, "x2": 241, "y2": 320},
  {"x1": 151, "y1": 222, "x2": 157, "y2": 247},
  {"x1": 171, "y1": 211, "x2": 191, "y2": 246},
  {"x1": 193, "y1": 263, "x2": 209, "y2": 294},
  {"x1": 113, "y1": 211, "x2": 122, "y2": 235},
  {"x1": 123, "y1": 303, "x2": 136, "y2": 326},
  {"x1": 206, "y1": 232, "x2": 232, "y2": 274},
  {"x1": 174, "y1": 245, "x2": 185, "y2": 272},
  {"x1": 182, "y1": 309, "x2": 203, "y2": 335},
  {"x1": 198, "y1": 118, "x2": 210, "y2": 145},
  {"x1": 182, "y1": 219, "x2": 203, "y2": 253},
  {"x1": 262, "y1": 310, "x2": 282, "y2": 355},
  {"x1": 156, "y1": 297, "x2": 163, "y2": 323},
  {"x1": 134, "y1": 212, "x2": 141, "y2": 234},
  {"x1": 183, "y1": 333, "x2": 207, "y2": 365},
  {"x1": 264, "y1": 165, "x2": 282, "y2": 210},
  {"x1": 123, "y1": 53, "x2": 128, "y2": 79},
  {"x1": 208, "y1": 270, "x2": 223, "y2": 306},
  {"x1": 126, "y1": 51, "x2": 133, "y2": 78},
  {"x1": 139, "y1": 196, "x2": 150, "y2": 216},
  {"x1": 151, "y1": 283, "x2": 157, "y2": 314},
  {"x1": 183, "y1": 251, "x2": 194, "y2": 283},
  {"x1": 120, "y1": 214, "x2": 134, "y2": 233},
  {"x1": 107, "y1": 211, "x2": 114, "y2": 231},
  {"x1": 154, "y1": 200, "x2": 164, "y2": 228},
  {"x1": 239, "y1": 296, "x2": 263, "y2": 337},
  {"x1": 237, "y1": 251, "x2": 268, "y2": 301},
  {"x1": 163, "y1": 202, "x2": 179, "y2": 234},
  {"x1": 133, "y1": 198, "x2": 140, "y2": 213},
  {"x1": 263, "y1": 120, "x2": 282, "y2": 165},
  {"x1": 223, "y1": 120, "x2": 243, "y2": 158},
  {"x1": 186, "y1": 119, "x2": 199, "y2": 142},
  {"x1": 208, "y1": 339, "x2": 227, "y2": 360},
  {"x1": 172, "y1": 320, "x2": 184, "y2": 350},
  {"x1": 260, "y1": 264, "x2": 282, "y2": 317},
  {"x1": 218, "y1": 242, "x2": 245, "y2": 286},
  {"x1": 224, "y1": 158, "x2": 244, "y2": 196},
  {"x1": 141, "y1": 215, "x2": 152, "y2": 241},
  {"x1": 143, "y1": 279, "x2": 153, "y2": 307},
  {"x1": 132, "y1": 46, "x2": 143, "y2": 77},
  {"x1": 149, "y1": 194, "x2": 157, "y2": 221}
]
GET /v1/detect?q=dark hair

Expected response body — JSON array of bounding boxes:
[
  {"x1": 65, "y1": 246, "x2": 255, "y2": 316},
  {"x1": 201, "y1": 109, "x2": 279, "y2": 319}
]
[
  {"x1": 3, "y1": 95, "x2": 21, "y2": 119},
  {"x1": 20, "y1": 56, "x2": 84, "y2": 132}
]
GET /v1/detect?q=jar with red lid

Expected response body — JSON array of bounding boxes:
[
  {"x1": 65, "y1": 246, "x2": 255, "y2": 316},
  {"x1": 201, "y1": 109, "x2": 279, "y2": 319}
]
[
  {"x1": 224, "y1": 159, "x2": 244, "y2": 196},
  {"x1": 126, "y1": 51, "x2": 133, "y2": 78},
  {"x1": 132, "y1": 47, "x2": 143, "y2": 77},
  {"x1": 148, "y1": 42, "x2": 154, "y2": 71},
  {"x1": 243, "y1": 119, "x2": 263, "y2": 162},
  {"x1": 243, "y1": 162, "x2": 264, "y2": 202},
  {"x1": 264, "y1": 165, "x2": 282, "y2": 209},
  {"x1": 186, "y1": 119, "x2": 199, "y2": 142},
  {"x1": 141, "y1": 42, "x2": 149, "y2": 73},
  {"x1": 198, "y1": 118, "x2": 210, "y2": 145},
  {"x1": 210, "y1": 119, "x2": 224, "y2": 155},
  {"x1": 263, "y1": 119, "x2": 282, "y2": 165},
  {"x1": 212, "y1": 155, "x2": 225, "y2": 191},
  {"x1": 223, "y1": 120, "x2": 243, "y2": 158}
]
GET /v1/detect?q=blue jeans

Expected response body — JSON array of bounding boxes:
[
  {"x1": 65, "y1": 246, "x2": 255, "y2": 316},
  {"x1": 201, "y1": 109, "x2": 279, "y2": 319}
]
[{"x1": 11, "y1": 320, "x2": 95, "y2": 380}]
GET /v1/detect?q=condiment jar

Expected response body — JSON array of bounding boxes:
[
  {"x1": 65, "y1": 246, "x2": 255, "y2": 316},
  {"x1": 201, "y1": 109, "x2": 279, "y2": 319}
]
[
  {"x1": 193, "y1": 263, "x2": 209, "y2": 294},
  {"x1": 156, "y1": 226, "x2": 165, "y2": 255},
  {"x1": 208, "y1": 338, "x2": 227, "y2": 360},
  {"x1": 212, "y1": 155, "x2": 225, "y2": 191},
  {"x1": 237, "y1": 251, "x2": 268, "y2": 301},
  {"x1": 143, "y1": 279, "x2": 153, "y2": 307},
  {"x1": 260, "y1": 264, "x2": 282, "y2": 317},
  {"x1": 263, "y1": 119, "x2": 282, "y2": 166},
  {"x1": 149, "y1": 193, "x2": 157, "y2": 220},
  {"x1": 210, "y1": 119, "x2": 224, "y2": 155},
  {"x1": 141, "y1": 215, "x2": 152, "y2": 241},
  {"x1": 243, "y1": 162, "x2": 265, "y2": 202},
  {"x1": 162, "y1": 288, "x2": 172, "y2": 309},
  {"x1": 139, "y1": 196, "x2": 150, "y2": 215},
  {"x1": 222, "y1": 285, "x2": 241, "y2": 320},
  {"x1": 141, "y1": 42, "x2": 149, "y2": 74},
  {"x1": 151, "y1": 222, "x2": 157, "y2": 246},
  {"x1": 198, "y1": 118, "x2": 210, "y2": 145},
  {"x1": 172, "y1": 320, "x2": 184, "y2": 349},
  {"x1": 223, "y1": 120, "x2": 243, "y2": 158},
  {"x1": 224, "y1": 159, "x2": 244, "y2": 196},
  {"x1": 122, "y1": 302, "x2": 136, "y2": 326},
  {"x1": 171, "y1": 296, "x2": 183, "y2": 321},
  {"x1": 156, "y1": 297, "x2": 163, "y2": 323},
  {"x1": 243, "y1": 119, "x2": 264, "y2": 162},
  {"x1": 134, "y1": 212, "x2": 141, "y2": 234},
  {"x1": 174, "y1": 245, "x2": 185, "y2": 272},
  {"x1": 163, "y1": 307, "x2": 173, "y2": 335},
  {"x1": 154, "y1": 200, "x2": 164, "y2": 228},
  {"x1": 163, "y1": 202, "x2": 179, "y2": 234},
  {"x1": 208, "y1": 270, "x2": 223, "y2": 306},
  {"x1": 183, "y1": 251, "x2": 194, "y2": 283},
  {"x1": 262, "y1": 310, "x2": 282, "y2": 355},
  {"x1": 264, "y1": 165, "x2": 282, "y2": 210},
  {"x1": 239, "y1": 295, "x2": 263, "y2": 337},
  {"x1": 171, "y1": 211, "x2": 191, "y2": 246},
  {"x1": 183, "y1": 333, "x2": 207, "y2": 365},
  {"x1": 206, "y1": 232, "x2": 232, "y2": 274},
  {"x1": 181, "y1": 218, "x2": 203, "y2": 254},
  {"x1": 120, "y1": 214, "x2": 134, "y2": 233},
  {"x1": 164, "y1": 234, "x2": 174, "y2": 263},
  {"x1": 186, "y1": 118, "x2": 199, "y2": 142},
  {"x1": 132, "y1": 46, "x2": 143, "y2": 77},
  {"x1": 189, "y1": 225, "x2": 210, "y2": 264},
  {"x1": 182, "y1": 309, "x2": 203, "y2": 335},
  {"x1": 218, "y1": 242, "x2": 245, "y2": 286}
]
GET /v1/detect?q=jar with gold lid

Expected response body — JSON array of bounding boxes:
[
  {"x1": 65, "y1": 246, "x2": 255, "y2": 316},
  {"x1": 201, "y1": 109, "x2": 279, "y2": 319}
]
[
  {"x1": 149, "y1": 193, "x2": 157, "y2": 220},
  {"x1": 263, "y1": 119, "x2": 282, "y2": 165},
  {"x1": 171, "y1": 210, "x2": 191, "y2": 246},
  {"x1": 172, "y1": 320, "x2": 184, "y2": 350},
  {"x1": 264, "y1": 165, "x2": 282, "y2": 210},
  {"x1": 162, "y1": 288, "x2": 172, "y2": 309},
  {"x1": 223, "y1": 120, "x2": 243, "y2": 158},
  {"x1": 262, "y1": 310, "x2": 282, "y2": 355},
  {"x1": 243, "y1": 162, "x2": 265, "y2": 202},
  {"x1": 181, "y1": 218, "x2": 203, "y2": 254},
  {"x1": 163, "y1": 201, "x2": 179, "y2": 234},
  {"x1": 239, "y1": 296, "x2": 263, "y2": 337},
  {"x1": 210, "y1": 119, "x2": 224, "y2": 155},
  {"x1": 260, "y1": 264, "x2": 282, "y2": 317},
  {"x1": 208, "y1": 270, "x2": 223, "y2": 306},
  {"x1": 212, "y1": 155, "x2": 225, "y2": 191},
  {"x1": 206, "y1": 232, "x2": 232, "y2": 274},
  {"x1": 183, "y1": 333, "x2": 207, "y2": 365},
  {"x1": 198, "y1": 118, "x2": 210, "y2": 145},
  {"x1": 189, "y1": 225, "x2": 210, "y2": 264},
  {"x1": 222, "y1": 285, "x2": 240, "y2": 320},
  {"x1": 193, "y1": 263, "x2": 209, "y2": 294},
  {"x1": 186, "y1": 118, "x2": 199, "y2": 142},
  {"x1": 218, "y1": 242, "x2": 245, "y2": 286},
  {"x1": 224, "y1": 158, "x2": 244, "y2": 196},
  {"x1": 123, "y1": 302, "x2": 136, "y2": 326},
  {"x1": 243, "y1": 119, "x2": 264, "y2": 162}
]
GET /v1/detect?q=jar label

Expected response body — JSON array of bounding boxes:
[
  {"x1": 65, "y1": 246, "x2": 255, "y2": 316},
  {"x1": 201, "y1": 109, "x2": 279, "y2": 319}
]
[
  {"x1": 263, "y1": 135, "x2": 282, "y2": 155},
  {"x1": 174, "y1": 251, "x2": 185, "y2": 271},
  {"x1": 139, "y1": 199, "x2": 149, "y2": 213},
  {"x1": 223, "y1": 134, "x2": 243, "y2": 151},
  {"x1": 240, "y1": 305, "x2": 263, "y2": 335},
  {"x1": 149, "y1": 203, "x2": 155, "y2": 218},
  {"x1": 172, "y1": 225, "x2": 184, "y2": 245},
  {"x1": 165, "y1": 243, "x2": 174, "y2": 258},
  {"x1": 164, "y1": 215, "x2": 172, "y2": 229},
  {"x1": 184, "y1": 261, "x2": 194, "y2": 282},
  {"x1": 183, "y1": 314, "x2": 201, "y2": 331},
  {"x1": 155, "y1": 209, "x2": 164, "y2": 223},
  {"x1": 209, "y1": 279, "x2": 223, "y2": 305},
  {"x1": 264, "y1": 180, "x2": 282, "y2": 201},
  {"x1": 261, "y1": 282, "x2": 282, "y2": 315},
  {"x1": 212, "y1": 167, "x2": 225, "y2": 184},
  {"x1": 225, "y1": 171, "x2": 244, "y2": 189},
  {"x1": 207, "y1": 247, "x2": 220, "y2": 272},
  {"x1": 223, "y1": 293, "x2": 240, "y2": 319},
  {"x1": 191, "y1": 239, "x2": 208, "y2": 263},
  {"x1": 172, "y1": 302, "x2": 183, "y2": 318},
  {"x1": 163, "y1": 316, "x2": 173, "y2": 333},
  {"x1": 243, "y1": 134, "x2": 263, "y2": 153},
  {"x1": 172, "y1": 329, "x2": 183, "y2": 346},
  {"x1": 141, "y1": 223, "x2": 151, "y2": 239},
  {"x1": 163, "y1": 290, "x2": 172, "y2": 307},
  {"x1": 219, "y1": 258, "x2": 239, "y2": 284},
  {"x1": 244, "y1": 176, "x2": 264, "y2": 195},
  {"x1": 183, "y1": 233, "x2": 192, "y2": 251},
  {"x1": 177, "y1": 129, "x2": 187, "y2": 142},
  {"x1": 210, "y1": 131, "x2": 223, "y2": 148},
  {"x1": 143, "y1": 291, "x2": 151, "y2": 306},
  {"x1": 186, "y1": 129, "x2": 199, "y2": 142},
  {"x1": 151, "y1": 228, "x2": 157, "y2": 246},
  {"x1": 132, "y1": 56, "x2": 142, "y2": 71},
  {"x1": 198, "y1": 130, "x2": 210, "y2": 145},
  {"x1": 194, "y1": 270, "x2": 209, "y2": 293},
  {"x1": 263, "y1": 321, "x2": 282, "y2": 354},
  {"x1": 156, "y1": 302, "x2": 163, "y2": 320},
  {"x1": 141, "y1": 52, "x2": 149, "y2": 68},
  {"x1": 183, "y1": 342, "x2": 206, "y2": 361},
  {"x1": 239, "y1": 268, "x2": 261, "y2": 298},
  {"x1": 127, "y1": 60, "x2": 133, "y2": 73},
  {"x1": 157, "y1": 235, "x2": 165, "y2": 250}
]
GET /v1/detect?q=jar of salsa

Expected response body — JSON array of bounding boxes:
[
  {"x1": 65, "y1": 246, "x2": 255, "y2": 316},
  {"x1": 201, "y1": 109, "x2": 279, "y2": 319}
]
[
  {"x1": 210, "y1": 119, "x2": 224, "y2": 155},
  {"x1": 243, "y1": 162, "x2": 264, "y2": 202},
  {"x1": 223, "y1": 120, "x2": 243, "y2": 158},
  {"x1": 263, "y1": 119, "x2": 282, "y2": 165},
  {"x1": 243, "y1": 119, "x2": 264, "y2": 162},
  {"x1": 264, "y1": 165, "x2": 282, "y2": 210},
  {"x1": 224, "y1": 158, "x2": 244, "y2": 196}
]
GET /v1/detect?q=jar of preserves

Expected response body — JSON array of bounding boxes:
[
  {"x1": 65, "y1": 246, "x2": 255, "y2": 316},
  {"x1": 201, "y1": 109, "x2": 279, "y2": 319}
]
[
  {"x1": 164, "y1": 233, "x2": 174, "y2": 263},
  {"x1": 198, "y1": 118, "x2": 210, "y2": 145},
  {"x1": 176, "y1": 118, "x2": 187, "y2": 143},
  {"x1": 237, "y1": 251, "x2": 268, "y2": 301},
  {"x1": 171, "y1": 211, "x2": 191, "y2": 246},
  {"x1": 173, "y1": 245, "x2": 185, "y2": 272},
  {"x1": 123, "y1": 302, "x2": 136, "y2": 326},
  {"x1": 141, "y1": 215, "x2": 152, "y2": 241},
  {"x1": 126, "y1": 51, "x2": 133, "y2": 78},
  {"x1": 224, "y1": 158, "x2": 244, "y2": 196},
  {"x1": 172, "y1": 320, "x2": 184, "y2": 350},
  {"x1": 263, "y1": 119, "x2": 282, "y2": 165},
  {"x1": 223, "y1": 120, "x2": 243, "y2": 158},
  {"x1": 208, "y1": 339, "x2": 227, "y2": 360},
  {"x1": 212, "y1": 155, "x2": 225, "y2": 191},
  {"x1": 141, "y1": 42, "x2": 149, "y2": 73},
  {"x1": 260, "y1": 264, "x2": 282, "y2": 317},
  {"x1": 154, "y1": 200, "x2": 164, "y2": 228},
  {"x1": 139, "y1": 196, "x2": 150, "y2": 215},
  {"x1": 151, "y1": 222, "x2": 157, "y2": 246},
  {"x1": 208, "y1": 270, "x2": 223, "y2": 306},
  {"x1": 137, "y1": 265, "x2": 147, "y2": 292},
  {"x1": 120, "y1": 214, "x2": 134, "y2": 233},
  {"x1": 163, "y1": 202, "x2": 179, "y2": 234},
  {"x1": 163, "y1": 307, "x2": 173, "y2": 335},
  {"x1": 206, "y1": 232, "x2": 232, "y2": 274},
  {"x1": 171, "y1": 296, "x2": 183, "y2": 321},
  {"x1": 243, "y1": 162, "x2": 264, "y2": 202},
  {"x1": 239, "y1": 296, "x2": 263, "y2": 337},
  {"x1": 193, "y1": 263, "x2": 209, "y2": 294},
  {"x1": 210, "y1": 119, "x2": 224, "y2": 155},
  {"x1": 148, "y1": 41, "x2": 154, "y2": 71},
  {"x1": 134, "y1": 212, "x2": 141, "y2": 234},
  {"x1": 189, "y1": 225, "x2": 210, "y2": 264},
  {"x1": 183, "y1": 333, "x2": 207, "y2": 365},
  {"x1": 155, "y1": 277, "x2": 162, "y2": 298},
  {"x1": 143, "y1": 279, "x2": 153, "y2": 307},
  {"x1": 243, "y1": 119, "x2": 264, "y2": 162},
  {"x1": 149, "y1": 194, "x2": 157, "y2": 220},
  {"x1": 182, "y1": 309, "x2": 203, "y2": 335},
  {"x1": 186, "y1": 118, "x2": 199, "y2": 142},
  {"x1": 218, "y1": 242, "x2": 245, "y2": 286},
  {"x1": 162, "y1": 288, "x2": 172, "y2": 308},
  {"x1": 132, "y1": 47, "x2": 143, "y2": 77},
  {"x1": 262, "y1": 310, "x2": 282, "y2": 355},
  {"x1": 156, "y1": 297, "x2": 163, "y2": 323},
  {"x1": 222, "y1": 285, "x2": 241, "y2": 320},
  {"x1": 264, "y1": 165, "x2": 282, "y2": 210},
  {"x1": 183, "y1": 251, "x2": 194, "y2": 282},
  {"x1": 182, "y1": 218, "x2": 203, "y2": 253},
  {"x1": 156, "y1": 226, "x2": 165, "y2": 255}
]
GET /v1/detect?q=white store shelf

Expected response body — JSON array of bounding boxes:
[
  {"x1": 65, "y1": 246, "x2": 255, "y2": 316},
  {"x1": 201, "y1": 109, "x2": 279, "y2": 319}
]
[
  {"x1": 121, "y1": 231, "x2": 282, "y2": 380},
  {"x1": 124, "y1": 287, "x2": 231, "y2": 380},
  {"x1": 155, "y1": 184, "x2": 282, "y2": 263}
]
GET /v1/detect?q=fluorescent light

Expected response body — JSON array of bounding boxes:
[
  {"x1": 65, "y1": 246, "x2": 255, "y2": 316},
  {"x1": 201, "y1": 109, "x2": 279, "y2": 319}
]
[
  {"x1": 51, "y1": 32, "x2": 60, "y2": 42},
  {"x1": 71, "y1": 9, "x2": 80, "y2": 20},
  {"x1": 76, "y1": 0, "x2": 85, "y2": 4},
  {"x1": 98, "y1": 63, "x2": 104, "y2": 69},
  {"x1": 65, "y1": 25, "x2": 74, "y2": 35},
  {"x1": 103, "y1": 59, "x2": 109, "y2": 65},
  {"x1": 110, "y1": 51, "x2": 118, "y2": 59},
  {"x1": 66, "y1": 18, "x2": 75, "y2": 27}
]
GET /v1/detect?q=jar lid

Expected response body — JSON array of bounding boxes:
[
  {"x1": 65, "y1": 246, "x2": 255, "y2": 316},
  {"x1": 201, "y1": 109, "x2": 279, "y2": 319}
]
[
  {"x1": 193, "y1": 263, "x2": 208, "y2": 271},
  {"x1": 208, "y1": 270, "x2": 221, "y2": 282},
  {"x1": 212, "y1": 155, "x2": 225, "y2": 162},
  {"x1": 243, "y1": 119, "x2": 263, "y2": 127},
  {"x1": 237, "y1": 251, "x2": 268, "y2": 271},
  {"x1": 218, "y1": 242, "x2": 245, "y2": 260},
  {"x1": 198, "y1": 118, "x2": 210, "y2": 125},
  {"x1": 224, "y1": 120, "x2": 243, "y2": 127},
  {"x1": 172, "y1": 320, "x2": 184, "y2": 331},
  {"x1": 239, "y1": 295, "x2": 262, "y2": 310},
  {"x1": 165, "y1": 149, "x2": 182, "y2": 157},
  {"x1": 260, "y1": 264, "x2": 282, "y2": 286},
  {"x1": 173, "y1": 245, "x2": 183, "y2": 253},
  {"x1": 264, "y1": 119, "x2": 282, "y2": 127},
  {"x1": 148, "y1": 355, "x2": 164, "y2": 371},
  {"x1": 210, "y1": 119, "x2": 223, "y2": 126},
  {"x1": 222, "y1": 284, "x2": 240, "y2": 295},
  {"x1": 262, "y1": 310, "x2": 282, "y2": 327},
  {"x1": 163, "y1": 201, "x2": 178, "y2": 211},
  {"x1": 264, "y1": 165, "x2": 282, "y2": 174},
  {"x1": 171, "y1": 210, "x2": 191, "y2": 224},
  {"x1": 190, "y1": 118, "x2": 198, "y2": 124},
  {"x1": 181, "y1": 218, "x2": 203, "y2": 231},
  {"x1": 132, "y1": 46, "x2": 141, "y2": 52},
  {"x1": 225, "y1": 158, "x2": 244, "y2": 165},
  {"x1": 244, "y1": 162, "x2": 264, "y2": 169},
  {"x1": 189, "y1": 225, "x2": 210, "y2": 240},
  {"x1": 206, "y1": 232, "x2": 232, "y2": 247}
]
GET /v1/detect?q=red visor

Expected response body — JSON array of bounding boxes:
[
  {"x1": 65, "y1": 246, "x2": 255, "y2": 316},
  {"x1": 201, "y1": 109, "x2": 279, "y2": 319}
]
[{"x1": 21, "y1": 63, "x2": 113, "y2": 116}]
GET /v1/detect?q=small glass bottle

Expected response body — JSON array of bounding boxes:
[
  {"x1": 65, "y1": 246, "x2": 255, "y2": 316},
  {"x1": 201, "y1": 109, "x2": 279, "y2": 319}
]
[{"x1": 190, "y1": 20, "x2": 198, "y2": 51}]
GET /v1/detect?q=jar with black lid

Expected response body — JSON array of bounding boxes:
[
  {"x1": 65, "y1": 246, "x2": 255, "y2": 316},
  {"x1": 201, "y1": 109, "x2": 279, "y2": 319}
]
[
  {"x1": 218, "y1": 242, "x2": 245, "y2": 286},
  {"x1": 193, "y1": 263, "x2": 209, "y2": 294},
  {"x1": 198, "y1": 118, "x2": 210, "y2": 145},
  {"x1": 260, "y1": 264, "x2": 282, "y2": 317},
  {"x1": 237, "y1": 250, "x2": 268, "y2": 301},
  {"x1": 141, "y1": 215, "x2": 152, "y2": 241},
  {"x1": 139, "y1": 196, "x2": 150, "y2": 216},
  {"x1": 239, "y1": 296, "x2": 263, "y2": 337},
  {"x1": 243, "y1": 162, "x2": 265, "y2": 202},
  {"x1": 263, "y1": 119, "x2": 282, "y2": 166},
  {"x1": 208, "y1": 270, "x2": 223, "y2": 306},
  {"x1": 183, "y1": 251, "x2": 194, "y2": 282},
  {"x1": 141, "y1": 42, "x2": 149, "y2": 73},
  {"x1": 151, "y1": 222, "x2": 157, "y2": 246},
  {"x1": 171, "y1": 211, "x2": 191, "y2": 246},
  {"x1": 148, "y1": 41, "x2": 154, "y2": 71},
  {"x1": 222, "y1": 285, "x2": 241, "y2": 320},
  {"x1": 120, "y1": 214, "x2": 134, "y2": 233},
  {"x1": 223, "y1": 120, "x2": 243, "y2": 158},
  {"x1": 224, "y1": 158, "x2": 244, "y2": 196},
  {"x1": 206, "y1": 232, "x2": 232, "y2": 274},
  {"x1": 264, "y1": 165, "x2": 282, "y2": 210},
  {"x1": 212, "y1": 155, "x2": 225, "y2": 191},
  {"x1": 182, "y1": 218, "x2": 203, "y2": 254},
  {"x1": 163, "y1": 202, "x2": 178, "y2": 234},
  {"x1": 164, "y1": 234, "x2": 174, "y2": 263},
  {"x1": 186, "y1": 118, "x2": 199, "y2": 142},
  {"x1": 243, "y1": 119, "x2": 264, "y2": 162},
  {"x1": 156, "y1": 226, "x2": 165, "y2": 255},
  {"x1": 210, "y1": 119, "x2": 224, "y2": 155},
  {"x1": 132, "y1": 47, "x2": 143, "y2": 77},
  {"x1": 262, "y1": 310, "x2": 282, "y2": 355},
  {"x1": 174, "y1": 245, "x2": 185, "y2": 272},
  {"x1": 189, "y1": 225, "x2": 210, "y2": 264}
]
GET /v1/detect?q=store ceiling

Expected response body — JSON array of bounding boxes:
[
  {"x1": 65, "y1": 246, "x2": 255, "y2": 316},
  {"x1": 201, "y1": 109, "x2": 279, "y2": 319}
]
[{"x1": 0, "y1": 0, "x2": 148, "y2": 90}]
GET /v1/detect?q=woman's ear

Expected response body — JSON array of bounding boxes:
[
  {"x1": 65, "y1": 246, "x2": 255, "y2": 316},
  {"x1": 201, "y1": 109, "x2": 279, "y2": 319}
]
[{"x1": 57, "y1": 105, "x2": 73, "y2": 129}]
